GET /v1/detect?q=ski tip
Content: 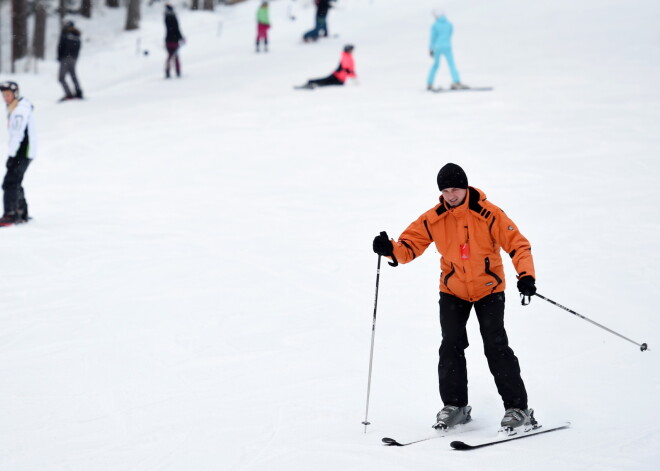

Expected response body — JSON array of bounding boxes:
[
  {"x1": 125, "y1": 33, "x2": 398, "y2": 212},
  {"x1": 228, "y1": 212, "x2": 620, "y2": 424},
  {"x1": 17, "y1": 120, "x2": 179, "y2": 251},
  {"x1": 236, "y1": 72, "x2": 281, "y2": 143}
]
[
  {"x1": 548, "y1": 421, "x2": 571, "y2": 429},
  {"x1": 381, "y1": 437, "x2": 403, "y2": 447},
  {"x1": 450, "y1": 440, "x2": 472, "y2": 450}
]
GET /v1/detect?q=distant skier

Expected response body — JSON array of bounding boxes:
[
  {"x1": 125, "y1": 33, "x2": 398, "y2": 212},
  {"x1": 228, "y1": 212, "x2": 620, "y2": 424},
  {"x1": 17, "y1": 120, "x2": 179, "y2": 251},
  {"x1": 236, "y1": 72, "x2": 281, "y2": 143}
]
[
  {"x1": 427, "y1": 11, "x2": 468, "y2": 91},
  {"x1": 0, "y1": 82, "x2": 37, "y2": 226},
  {"x1": 297, "y1": 44, "x2": 356, "y2": 89},
  {"x1": 256, "y1": 1, "x2": 271, "y2": 53},
  {"x1": 164, "y1": 3, "x2": 185, "y2": 78},
  {"x1": 303, "y1": 0, "x2": 335, "y2": 42},
  {"x1": 57, "y1": 20, "x2": 83, "y2": 100}
]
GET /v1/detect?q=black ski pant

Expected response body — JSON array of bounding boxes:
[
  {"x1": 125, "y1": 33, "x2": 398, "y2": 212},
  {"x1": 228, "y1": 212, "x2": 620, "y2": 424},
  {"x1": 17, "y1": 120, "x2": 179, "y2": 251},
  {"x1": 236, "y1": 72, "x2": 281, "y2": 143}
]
[
  {"x1": 59, "y1": 57, "x2": 82, "y2": 97},
  {"x1": 438, "y1": 291, "x2": 528, "y2": 410},
  {"x1": 306, "y1": 74, "x2": 343, "y2": 87},
  {"x1": 3, "y1": 156, "x2": 30, "y2": 218}
]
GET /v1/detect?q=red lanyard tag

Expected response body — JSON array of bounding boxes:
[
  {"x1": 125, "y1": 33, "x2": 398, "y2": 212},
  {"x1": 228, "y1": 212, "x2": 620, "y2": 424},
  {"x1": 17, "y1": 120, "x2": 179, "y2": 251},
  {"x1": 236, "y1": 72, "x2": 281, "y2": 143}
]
[{"x1": 460, "y1": 243, "x2": 470, "y2": 260}]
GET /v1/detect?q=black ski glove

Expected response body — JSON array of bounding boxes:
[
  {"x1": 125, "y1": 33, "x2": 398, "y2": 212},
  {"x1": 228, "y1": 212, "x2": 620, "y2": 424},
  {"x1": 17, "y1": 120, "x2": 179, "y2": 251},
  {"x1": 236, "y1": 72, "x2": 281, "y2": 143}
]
[
  {"x1": 372, "y1": 232, "x2": 393, "y2": 257},
  {"x1": 517, "y1": 275, "x2": 537, "y2": 296}
]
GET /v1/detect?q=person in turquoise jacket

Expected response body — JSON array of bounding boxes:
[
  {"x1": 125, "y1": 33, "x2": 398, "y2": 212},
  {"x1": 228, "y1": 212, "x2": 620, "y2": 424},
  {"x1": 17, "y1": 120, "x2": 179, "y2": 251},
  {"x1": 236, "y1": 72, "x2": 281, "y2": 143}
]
[{"x1": 427, "y1": 12, "x2": 468, "y2": 90}]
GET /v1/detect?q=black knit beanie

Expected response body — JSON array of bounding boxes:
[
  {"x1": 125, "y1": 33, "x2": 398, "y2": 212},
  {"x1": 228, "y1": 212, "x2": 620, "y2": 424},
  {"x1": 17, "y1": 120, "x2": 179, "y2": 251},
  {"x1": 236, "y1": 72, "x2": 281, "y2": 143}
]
[{"x1": 437, "y1": 163, "x2": 468, "y2": 191}]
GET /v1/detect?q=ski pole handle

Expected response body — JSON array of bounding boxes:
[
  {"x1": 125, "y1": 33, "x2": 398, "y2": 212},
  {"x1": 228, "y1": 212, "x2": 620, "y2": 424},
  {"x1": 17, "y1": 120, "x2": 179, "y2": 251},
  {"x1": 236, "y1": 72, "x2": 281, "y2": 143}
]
[{"x1": 379, "y1": 231, "x2": 398, "y2": 267}]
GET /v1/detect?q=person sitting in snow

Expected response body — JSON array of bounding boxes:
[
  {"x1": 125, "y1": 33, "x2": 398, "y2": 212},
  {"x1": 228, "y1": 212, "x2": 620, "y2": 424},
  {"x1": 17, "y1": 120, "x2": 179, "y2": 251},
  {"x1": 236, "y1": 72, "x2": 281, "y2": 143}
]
[
  {"x1": 427, "y1": 10, "x2": 468, "y2": 91},
  {"x1": 298, "y1": 44, "x2": 357, "y2": 89},
  {"x1": 256, "y1": 1, "x2": 271, "y2": 53}
]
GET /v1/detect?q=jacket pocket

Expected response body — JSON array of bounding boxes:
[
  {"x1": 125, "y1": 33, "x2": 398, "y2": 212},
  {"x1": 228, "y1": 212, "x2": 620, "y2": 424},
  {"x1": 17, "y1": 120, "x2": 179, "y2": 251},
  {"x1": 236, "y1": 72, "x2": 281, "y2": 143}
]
[
  {"x1": 484, "y1": 257, "x2": 502, "y2": 292},
  {"x1": 443, "y1": 263, "x2": 456, "y2": 292}
]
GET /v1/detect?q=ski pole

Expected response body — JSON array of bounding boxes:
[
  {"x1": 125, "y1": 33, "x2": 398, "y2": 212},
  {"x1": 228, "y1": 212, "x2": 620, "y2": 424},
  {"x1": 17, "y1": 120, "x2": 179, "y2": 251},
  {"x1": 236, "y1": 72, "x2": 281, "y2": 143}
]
[
  {"x1": 535, "y1": 293, "x2": 649, "y2": 352},
  {"x1": 362, "y1": 254, "x2": 382, "y2": 433}
]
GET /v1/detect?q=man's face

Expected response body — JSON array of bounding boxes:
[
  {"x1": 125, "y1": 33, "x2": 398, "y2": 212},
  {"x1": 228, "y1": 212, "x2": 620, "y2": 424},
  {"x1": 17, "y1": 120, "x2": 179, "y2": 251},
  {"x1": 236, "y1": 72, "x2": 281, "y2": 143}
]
[
  {"x1": 1, "y1": 90, "x2": 15, "y2": 105},
  {"x1": 441, "y1": 187, "x2": 467, "y2": 207}
]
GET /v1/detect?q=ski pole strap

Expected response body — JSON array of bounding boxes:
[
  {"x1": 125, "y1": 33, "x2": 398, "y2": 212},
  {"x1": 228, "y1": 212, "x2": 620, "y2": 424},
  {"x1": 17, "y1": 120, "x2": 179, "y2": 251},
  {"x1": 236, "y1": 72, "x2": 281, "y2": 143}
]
[{"x1": 520, "y1": 294, "x2": 531, "y2": 306}]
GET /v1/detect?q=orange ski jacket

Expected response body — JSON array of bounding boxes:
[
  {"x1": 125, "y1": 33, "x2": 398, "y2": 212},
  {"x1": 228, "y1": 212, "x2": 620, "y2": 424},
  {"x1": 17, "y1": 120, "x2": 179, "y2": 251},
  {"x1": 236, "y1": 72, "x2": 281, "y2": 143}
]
[{"x1": 390, "y1": 187, "x2": 535, "y2": 302}]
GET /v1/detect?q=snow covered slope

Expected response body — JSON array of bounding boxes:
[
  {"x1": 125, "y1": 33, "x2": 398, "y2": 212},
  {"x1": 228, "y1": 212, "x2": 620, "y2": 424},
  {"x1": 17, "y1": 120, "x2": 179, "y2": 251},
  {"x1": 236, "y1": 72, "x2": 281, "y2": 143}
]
[{"x1": 0, "y1": 1, "x2": 659, "y2": 470}]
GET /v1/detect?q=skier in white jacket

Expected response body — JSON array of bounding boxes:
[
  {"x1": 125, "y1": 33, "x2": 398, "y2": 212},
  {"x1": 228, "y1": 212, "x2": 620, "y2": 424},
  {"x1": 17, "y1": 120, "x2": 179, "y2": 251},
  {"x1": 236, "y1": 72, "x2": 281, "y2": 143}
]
[{"x1": 0, "y1": 81, "x2": 37, "y2": 226}]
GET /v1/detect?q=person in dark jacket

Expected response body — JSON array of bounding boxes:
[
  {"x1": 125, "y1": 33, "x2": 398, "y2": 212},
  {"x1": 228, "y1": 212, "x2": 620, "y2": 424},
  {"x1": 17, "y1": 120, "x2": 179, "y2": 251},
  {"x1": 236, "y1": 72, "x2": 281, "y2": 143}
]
[
  {"x1": 315, "y1": 0, "x2": 331, "y2": 37},
  {"x1": 303, "y1": 0, "x2": 335, "y2": 42},
  {"x1": 57, "y1": 20, "x2": 83, "y2": 100},
  {"x1": 164, "y1": 3, "x2": 185, "y2": 78}
]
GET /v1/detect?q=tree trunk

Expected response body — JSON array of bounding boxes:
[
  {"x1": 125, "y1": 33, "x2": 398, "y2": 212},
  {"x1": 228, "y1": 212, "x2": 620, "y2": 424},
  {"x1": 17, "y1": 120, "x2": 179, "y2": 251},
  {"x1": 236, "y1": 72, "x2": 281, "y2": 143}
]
[
  {"x1": 106, "y1": 0, "x2": 120, "y2": 7},
  {"x1": 81, "y1": 0, "x2": 92, "y2": 18},
  {"x1": 203, "y1": 0, "x2": 214, "y2": 11},
  {"x1": 11, "y1": 0, "x2": 29, "y2": 71},
  {"x1": 191, "y1": 0, "x2": 199, "y2": 11},
  {"x1": 32, "y1": 0, "x2": 47, "y2": 59},
  {"x1": 59, "y1": 0, "x2": 66, "y2": 24},
  {"x1": 0, "y1": 0, "x2": 3, "y2": 73},
  {"x1": 125, "y1": 0, "x2": 140, "y2": 31}
]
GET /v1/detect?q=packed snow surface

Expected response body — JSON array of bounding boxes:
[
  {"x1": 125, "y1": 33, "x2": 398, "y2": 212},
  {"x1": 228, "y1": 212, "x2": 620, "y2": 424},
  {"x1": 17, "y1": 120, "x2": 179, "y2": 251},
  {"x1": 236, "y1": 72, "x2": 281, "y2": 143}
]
[{"x1": 1, "y1": 1, "x2": 659, "y2": 470}]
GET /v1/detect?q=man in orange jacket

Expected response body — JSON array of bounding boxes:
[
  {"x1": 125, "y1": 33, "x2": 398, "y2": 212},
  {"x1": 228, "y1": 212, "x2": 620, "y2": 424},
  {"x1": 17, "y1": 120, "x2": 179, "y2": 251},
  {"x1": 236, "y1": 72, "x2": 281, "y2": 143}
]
[{"x1": 372, "y1": 163, "x2": 538, "y2": 432}]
